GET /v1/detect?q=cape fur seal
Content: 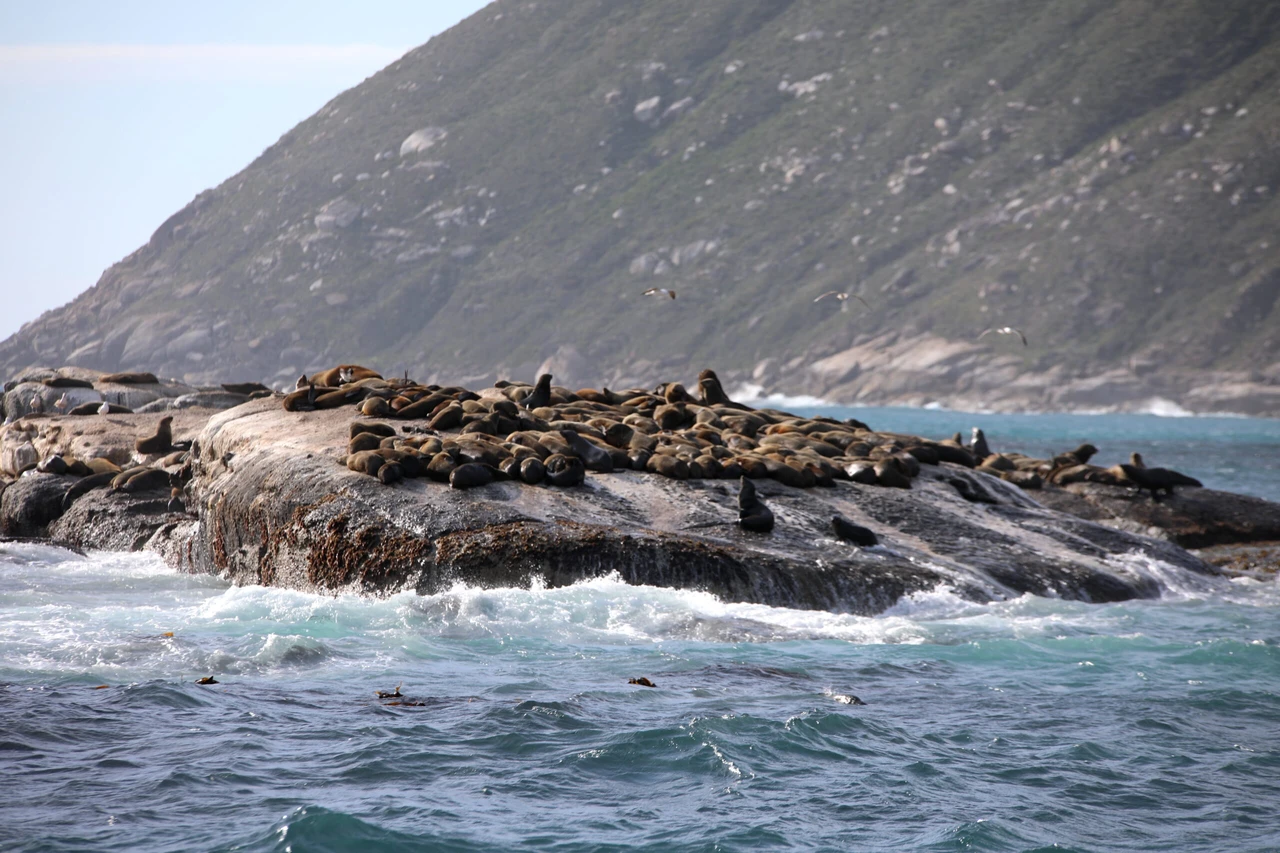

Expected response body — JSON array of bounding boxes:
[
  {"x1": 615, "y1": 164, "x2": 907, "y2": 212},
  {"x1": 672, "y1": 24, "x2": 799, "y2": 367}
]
[
  {"x1": 135, "y1": 417, "x2": 174, "y2": 454},
  {"x1": 560, "y1": 430, "x2": 613, "y2": 473},
  {"x1": 1054, "y1": 444, "x2": 1098, "y2": 467},
  {"x1": 970, "y1": 428, "x2": 991, "y2": 460},
  {"x1": 450, "y1": 463, "x2": 494, "y2": 489},
  {"x1": 831, "y1": 515, "x2": 878, "y2": 546},
  {"x1": 521, "y1": 374, "x2": 553, "y2": 410},
  {"x1": 98, "y1": 372, "x2": 159, "y2": 385},
  {"x1": 737, "y1": 476, "x2": 775, "y2": 533},
  {"x1": 42, "y1": 376, "x2": 95, "y2": 389},
  {"x1": 61, "y1": 472, "x2": 116, "y2": 510},
  {"x1": 310, "y1": 365, "x2": 381, "y2": 388},
  {"x1": 1114, "y1": 463, "x2": 1201, "y2": 501},
  {"x1": 545, "y1": 454, "x2": 585, "y2": 487}
]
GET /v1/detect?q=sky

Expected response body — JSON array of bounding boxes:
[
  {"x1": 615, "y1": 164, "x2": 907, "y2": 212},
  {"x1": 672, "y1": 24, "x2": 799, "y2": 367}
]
[{"x1": 0, "y1": 0, "x2": 490, "y2": 340}]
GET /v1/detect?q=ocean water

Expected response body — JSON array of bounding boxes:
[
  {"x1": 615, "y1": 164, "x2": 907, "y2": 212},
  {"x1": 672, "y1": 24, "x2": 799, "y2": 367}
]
[{"x1": 2, "y1": 411, "x2": 1279, "y2": 852}]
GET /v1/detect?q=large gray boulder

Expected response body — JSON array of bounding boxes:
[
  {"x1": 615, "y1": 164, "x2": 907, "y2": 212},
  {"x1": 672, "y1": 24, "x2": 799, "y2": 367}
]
[{"x1": 0, "y1": 472, "x2": 72, "y2": 537}]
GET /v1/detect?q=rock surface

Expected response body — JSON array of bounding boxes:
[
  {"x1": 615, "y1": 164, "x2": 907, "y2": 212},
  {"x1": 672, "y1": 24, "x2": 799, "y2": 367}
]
[
  {"x1": 0, "y1": 473, "x2": 76, "y2": 538},
  {"x1": 1035, "y1": 483, "x2": 1280, "y2": 549},
  {"x1": 4, "y1": 390, "x2": 1264, "y2": 614}
]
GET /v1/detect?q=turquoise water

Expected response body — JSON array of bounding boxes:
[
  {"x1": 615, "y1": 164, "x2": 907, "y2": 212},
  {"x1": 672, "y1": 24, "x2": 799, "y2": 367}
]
[{"x1": 2, "y1": 410, "x2": 1279, "y2": 852}]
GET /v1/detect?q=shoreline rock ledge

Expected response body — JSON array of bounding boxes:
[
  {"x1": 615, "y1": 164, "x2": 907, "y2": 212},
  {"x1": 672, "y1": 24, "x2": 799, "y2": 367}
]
[{"x1": 3, "y1": 371, "x2": 1278, "y2": 615}]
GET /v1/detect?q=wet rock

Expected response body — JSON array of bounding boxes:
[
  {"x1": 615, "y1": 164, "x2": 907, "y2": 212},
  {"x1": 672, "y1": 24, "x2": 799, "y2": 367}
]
[
  {"x1": 1035, "y1": 483, "x2": 1280, "y2": 548},
  {"x1": 0, "y1": 473, "x2": 73, "y2": 537},
  {"x1": 48, "y1": 487, "x2": 182, "y2": 552}
]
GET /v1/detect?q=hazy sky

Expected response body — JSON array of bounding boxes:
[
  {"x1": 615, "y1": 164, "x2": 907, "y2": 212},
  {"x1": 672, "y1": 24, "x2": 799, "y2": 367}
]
[{"x1": 0, "y1": 0, "x2": 490, "y2": 340}]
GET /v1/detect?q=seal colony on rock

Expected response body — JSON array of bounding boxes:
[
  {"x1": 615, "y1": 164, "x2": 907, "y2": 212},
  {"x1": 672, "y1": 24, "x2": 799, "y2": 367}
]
[
  {"x1": 270, "y1": 363, "x2": 1201, "y2": 514},
  {"x1": 2, "y1": 359, "x2": 1227, "y2": 602}
]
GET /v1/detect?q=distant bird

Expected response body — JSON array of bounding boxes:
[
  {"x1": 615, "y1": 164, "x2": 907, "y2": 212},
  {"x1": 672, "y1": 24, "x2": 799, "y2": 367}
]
[
  {"x1": 375, "y1": 682, "x2": 403, "y2": 699},
  {"x1": 53, "y1": 394, "x2": 70, "y2": 413},
  {"x1": 813, "y1": 291, "x2": 871, "y2": 313},
  {"x1": 978, "y1": 326, "x2": 1028, "y2": 346},
  {"x1": 30, "y1": 395, "x2": 44, "y2": 415},
  {"x1": 98, "y1": 402, "x2": 110, "y2": 415},
  {"x1": 643, "y1": 287, "x2": 677, "y2": 300}
]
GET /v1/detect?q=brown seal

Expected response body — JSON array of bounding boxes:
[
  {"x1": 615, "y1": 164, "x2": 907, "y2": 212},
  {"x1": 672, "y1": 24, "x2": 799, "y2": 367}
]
[
  {"x1": 99, "y1": 372, "x2": 159, "y2": 385},
  {"x1": 1114, "y1": 463, "x2": 1201, "y2": 501},
  {"x1": 118, "y1": 468, "x2": 170, "y2": 493},
  {"x1": 449, "y1": 463, "x2": 495, "y2": 489},
  {"x1": 544, "y1": 454, "x2": 585, "y2": 487},
  {"x1": 873, "y1": 458, "x2": 912, "y2": 489},
  {"x1": 521, "y1": 374, "x2": 553, "y2": 410},
  {"x1": 832, "y1": 515, "x2": 877, "y2": 546},
  {"x1": 970, "y1": 428, "x2": 991, "y2": 460},
  {"x1": 42, "y1": 377, "x2": 95, "y2": 389},
  {"x1": 61, "y1": 471, "x2": 117, "y2": 510},
  {"x1": 737, "y1": 476, "x2": 775, "y2": 533},
  {"x1": 135, "y1": 416, "x2": 174, "y2": 455},
  {"x1": 310, "y1": 365, "x2": 382, "y2": 388}
]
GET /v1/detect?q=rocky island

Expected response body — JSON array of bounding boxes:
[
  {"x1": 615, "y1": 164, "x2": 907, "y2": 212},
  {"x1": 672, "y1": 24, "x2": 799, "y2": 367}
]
[{"x1": 4, "y1": 364, "x2": 1278, "y2": 614}]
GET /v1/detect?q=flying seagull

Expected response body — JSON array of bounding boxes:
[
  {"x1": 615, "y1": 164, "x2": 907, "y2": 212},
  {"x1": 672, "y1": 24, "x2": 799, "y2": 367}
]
[
  {"x1": 978, "y1": 326, "x2": 1028, "y2": 346},
  {"x1": 643, "y1": 287, "x2": 677, "y2": 300},
  {"x1": 813, "y1": 291, "x2": 871, "y2": 313}
]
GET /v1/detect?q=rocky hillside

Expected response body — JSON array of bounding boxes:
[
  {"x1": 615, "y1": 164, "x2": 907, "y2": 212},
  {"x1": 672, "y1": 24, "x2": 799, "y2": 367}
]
[{"x1": 5, "y1": 0, "x2": 1280, "y2": 413}]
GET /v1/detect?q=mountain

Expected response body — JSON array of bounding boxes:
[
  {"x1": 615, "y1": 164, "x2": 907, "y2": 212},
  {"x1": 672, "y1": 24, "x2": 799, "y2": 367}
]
[{"x1": 5, "y1": 0, "x2": 1280, "y2": 413}]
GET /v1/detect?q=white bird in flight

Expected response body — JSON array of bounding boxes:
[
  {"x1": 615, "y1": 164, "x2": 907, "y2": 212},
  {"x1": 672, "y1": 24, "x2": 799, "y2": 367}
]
[
  {"x1": 643, "y1": 288, "x2": 677, "y2": 300},
  {"x1": 813, "y1": 291, "x2": 870, "y2": 313},
  {"x1": 978, "y1": 326, "x2": 1028, "y2": 346}
]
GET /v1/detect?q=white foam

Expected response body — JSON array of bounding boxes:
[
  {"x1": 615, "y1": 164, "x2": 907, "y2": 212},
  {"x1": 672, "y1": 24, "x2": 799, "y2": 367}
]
[
  {"x1": 730, "y1": 382, "x2": 834, "y2": 410},
  {"x1": 1137, "y1": 397, "x2": 1195, "y2": 418},
  {"x1": 4, "y1": 552, "x2": 1278, "y2": 684}
]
